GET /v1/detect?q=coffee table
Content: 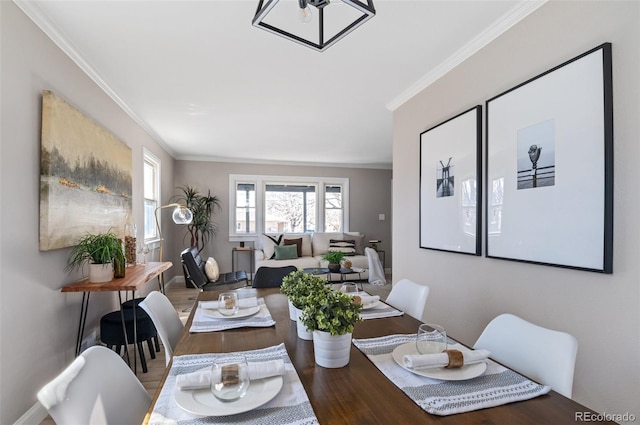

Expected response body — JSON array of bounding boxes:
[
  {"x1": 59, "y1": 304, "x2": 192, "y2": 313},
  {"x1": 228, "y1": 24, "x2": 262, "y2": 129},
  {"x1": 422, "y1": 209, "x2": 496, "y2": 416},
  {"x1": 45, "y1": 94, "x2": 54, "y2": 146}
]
[{"x1": 303, "y1": 267, "x2": 331, "y2": 281}]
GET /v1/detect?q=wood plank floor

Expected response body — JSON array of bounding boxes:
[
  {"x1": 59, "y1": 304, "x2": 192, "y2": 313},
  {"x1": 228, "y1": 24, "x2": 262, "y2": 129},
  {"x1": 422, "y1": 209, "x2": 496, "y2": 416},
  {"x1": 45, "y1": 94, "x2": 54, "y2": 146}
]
[{"x1": 40, "y1": 277, "x2": 391, "y2": 424}]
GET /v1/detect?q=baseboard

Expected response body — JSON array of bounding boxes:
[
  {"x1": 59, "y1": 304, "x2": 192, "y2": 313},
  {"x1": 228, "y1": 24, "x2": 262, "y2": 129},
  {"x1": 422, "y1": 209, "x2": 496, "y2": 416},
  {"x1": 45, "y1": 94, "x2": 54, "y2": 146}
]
[{"x1": 13, "y1": 400, "x2": 48, "y2": 425}]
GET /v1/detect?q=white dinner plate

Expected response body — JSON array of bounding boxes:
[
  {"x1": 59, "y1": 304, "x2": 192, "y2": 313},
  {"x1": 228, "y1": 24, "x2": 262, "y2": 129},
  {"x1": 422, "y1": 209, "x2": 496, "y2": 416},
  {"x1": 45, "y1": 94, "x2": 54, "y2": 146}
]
[
  {"x1": 174, "y1": 375, "x2": 284, "y2": 416},
  {"x1": 202, "y1": 305, "x2": 261, "y2": 319},
  {"x1": 391, "y1": 342, "x2": 487, "y2": 381}
]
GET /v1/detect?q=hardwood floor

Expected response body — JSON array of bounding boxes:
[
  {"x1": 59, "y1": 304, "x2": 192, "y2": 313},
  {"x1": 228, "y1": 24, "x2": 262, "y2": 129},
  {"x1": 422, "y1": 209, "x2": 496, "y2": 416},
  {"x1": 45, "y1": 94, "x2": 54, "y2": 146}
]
[{"x1": 39, "y1": 277, "x2": 391, "y2": 424}]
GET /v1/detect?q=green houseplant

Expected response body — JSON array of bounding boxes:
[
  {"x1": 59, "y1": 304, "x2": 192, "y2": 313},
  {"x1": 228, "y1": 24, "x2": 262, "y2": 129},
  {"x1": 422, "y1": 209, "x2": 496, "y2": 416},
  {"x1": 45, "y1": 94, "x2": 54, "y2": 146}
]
[
  {"x1": 173, "y1": 185, "x2": 221, "y2": 252},
  {"x1": 66, "y1": 231, "x2": 125, "y2": 282},
  {"x1": 300, "y1": 289, "x2": 363, "y2": 368},
  {"x1": 322, "y1": 251, "x2": 345, "y2": 272},
  {"x1": 281, "y1": 270, "x2": 326, "y2": 310},
  {"x1": 281, "y1": 270, "x2": 326, "y2": 337}
]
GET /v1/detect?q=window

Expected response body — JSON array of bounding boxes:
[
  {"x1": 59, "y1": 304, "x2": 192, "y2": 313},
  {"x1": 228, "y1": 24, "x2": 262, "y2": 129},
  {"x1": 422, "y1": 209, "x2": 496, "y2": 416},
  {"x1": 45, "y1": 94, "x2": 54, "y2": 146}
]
[
  {"x1": 265, "y1": 184, "x2": 316, "y2": 233},
  {"x1": 229, "y1": 175, "x2": 349, "y2": 240},
  {"x1": 143, "y1": 150, "x2": 160, "y2": 242},
  {"x1": 324, "y1": 185, "x2": 343, "y2": 232},
  {"x1": 235, "y1": 183, "x2": 256, "y2": 234}
]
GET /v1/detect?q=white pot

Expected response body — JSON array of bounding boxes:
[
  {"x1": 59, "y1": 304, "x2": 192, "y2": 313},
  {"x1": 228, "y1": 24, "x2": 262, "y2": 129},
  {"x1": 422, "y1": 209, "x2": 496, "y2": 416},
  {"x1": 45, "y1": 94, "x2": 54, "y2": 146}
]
[
  {"x1": 288, "y1": 300, "x2": 299, "y2": 321},
  {"x1": 296, "y1": 309, "x2": 313, "y2": 340},
  {"x1": 88, "y1": 263, "x2": 113, "y2": 283},
  {"x1": 312, "y1": 330, "x2": 352, "y2": 368}
]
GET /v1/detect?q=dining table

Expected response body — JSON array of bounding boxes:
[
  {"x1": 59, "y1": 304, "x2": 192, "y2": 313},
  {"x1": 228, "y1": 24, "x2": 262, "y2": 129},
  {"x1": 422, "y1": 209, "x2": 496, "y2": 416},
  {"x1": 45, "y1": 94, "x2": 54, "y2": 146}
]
[{"x1": 145, "y1": 287, "x2": 611, "y2": 424}]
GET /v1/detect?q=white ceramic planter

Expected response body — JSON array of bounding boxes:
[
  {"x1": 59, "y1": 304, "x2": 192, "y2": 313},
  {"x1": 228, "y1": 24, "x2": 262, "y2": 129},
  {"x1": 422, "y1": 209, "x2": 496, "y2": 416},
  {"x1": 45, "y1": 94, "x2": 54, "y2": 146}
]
[
  {"x1": 312, "y1": 330, "x2": 352, "y2": 368},
  {"x1": 288, "y1": 300, "x2": 299, "y2": 321},
  {"x1": 296, "y1": 309, "x2": 313, "y2": 340},
  {"x1": 89, "y1": 263, "x2": 113, "y2": 283}
]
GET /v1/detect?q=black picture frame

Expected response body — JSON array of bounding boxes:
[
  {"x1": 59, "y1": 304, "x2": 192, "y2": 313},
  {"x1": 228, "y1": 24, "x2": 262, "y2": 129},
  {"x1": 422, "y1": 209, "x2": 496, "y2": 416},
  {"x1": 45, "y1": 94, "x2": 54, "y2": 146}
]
[
  {"x1": 419, "y1": 106, "x2": 482, "y2": 255},
  {"x1": 485, "y1": 43, "x2": 613, "y2": 273}
]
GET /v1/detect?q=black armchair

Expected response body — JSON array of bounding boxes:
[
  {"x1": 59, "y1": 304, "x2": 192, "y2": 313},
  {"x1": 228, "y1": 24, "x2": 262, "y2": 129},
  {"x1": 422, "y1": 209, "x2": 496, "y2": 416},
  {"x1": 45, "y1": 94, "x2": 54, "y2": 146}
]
[
  {"x1": 180, "y1": 247, "x2": 248, "y2": 291},
  {"x1": 252, "y1": 266, "x2": 297, "y2": 288}
]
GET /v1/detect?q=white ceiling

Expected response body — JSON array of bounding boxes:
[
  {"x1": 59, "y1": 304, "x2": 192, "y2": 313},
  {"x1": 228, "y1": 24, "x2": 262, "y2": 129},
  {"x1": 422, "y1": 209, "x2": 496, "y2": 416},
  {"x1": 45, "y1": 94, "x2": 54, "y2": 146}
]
[{"x1": 17, "y1": 0, "x2": 543, "y2": 169}]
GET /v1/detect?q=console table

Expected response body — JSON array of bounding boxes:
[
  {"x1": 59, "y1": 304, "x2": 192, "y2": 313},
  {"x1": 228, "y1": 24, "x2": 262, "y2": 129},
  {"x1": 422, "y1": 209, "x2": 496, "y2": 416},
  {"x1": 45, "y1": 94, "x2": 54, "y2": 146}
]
[{"x1": 61, "y1": 262, "x2": 172, "y2": 371}]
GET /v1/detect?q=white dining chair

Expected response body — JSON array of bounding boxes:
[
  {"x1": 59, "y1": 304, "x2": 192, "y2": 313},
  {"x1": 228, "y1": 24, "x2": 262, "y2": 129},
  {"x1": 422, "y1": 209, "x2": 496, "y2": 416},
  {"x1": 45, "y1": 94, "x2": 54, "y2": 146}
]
[
  {"x1": 37, "y1": 345, "x2": 151, "y2": 425},
  {"x1": 140, "y1": 291, "x2": 185, "y2": 366},
  {"x1": 385, "y1": 278, "x2": 430, "y2": 322},
  {"x1": 473, "y1": 313, "x2": 578, "y2": 398}
]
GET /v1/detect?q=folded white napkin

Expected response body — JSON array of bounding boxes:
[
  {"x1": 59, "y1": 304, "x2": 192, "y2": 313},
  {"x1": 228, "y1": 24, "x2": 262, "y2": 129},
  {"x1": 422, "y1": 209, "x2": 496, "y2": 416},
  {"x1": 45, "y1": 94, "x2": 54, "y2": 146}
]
[
  {"x1": 176, "y1": 359, "x2": 286, "y2": 390},
  {"x1": 199, "y1": 297, "x2": 258, "y2": 310},
  {"x1": 356, "y1": 295, "x2": 380, "y2": 305},
  {"x1": 403, "y1": 349, "x2": 490, "y2": 369}
]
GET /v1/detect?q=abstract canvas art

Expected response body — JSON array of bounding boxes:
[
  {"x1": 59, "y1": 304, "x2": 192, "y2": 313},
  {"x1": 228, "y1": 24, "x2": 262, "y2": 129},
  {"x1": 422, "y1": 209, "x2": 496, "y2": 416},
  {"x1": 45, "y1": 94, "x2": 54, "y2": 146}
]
[{"x1": 39, "y1": 91, "x2": 132, "y2": 251}]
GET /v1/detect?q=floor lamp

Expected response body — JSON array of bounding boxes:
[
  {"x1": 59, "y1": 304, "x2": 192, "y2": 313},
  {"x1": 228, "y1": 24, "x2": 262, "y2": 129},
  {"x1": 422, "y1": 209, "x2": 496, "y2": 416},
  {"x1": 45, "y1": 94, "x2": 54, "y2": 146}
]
[{"x1": 154, "y1": 203, "x2": 193, "y2": 293}]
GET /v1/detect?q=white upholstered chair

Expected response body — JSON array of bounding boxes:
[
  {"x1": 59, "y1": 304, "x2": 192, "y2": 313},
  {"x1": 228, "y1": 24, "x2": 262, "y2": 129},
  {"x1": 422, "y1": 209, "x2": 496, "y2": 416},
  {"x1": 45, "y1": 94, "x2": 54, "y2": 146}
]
[
  {"x1": 473, "y1": 313, "x2": 578, "y2": 398},
  {"x1": 37, "y1": 345, "x2": 150, "y2": 425},
  {"x1": 385, "y1": 278, "x2": 430, "y2": 322},
  {"x1": 140, "y1": 291, "x2": 184, "y2": 366}
]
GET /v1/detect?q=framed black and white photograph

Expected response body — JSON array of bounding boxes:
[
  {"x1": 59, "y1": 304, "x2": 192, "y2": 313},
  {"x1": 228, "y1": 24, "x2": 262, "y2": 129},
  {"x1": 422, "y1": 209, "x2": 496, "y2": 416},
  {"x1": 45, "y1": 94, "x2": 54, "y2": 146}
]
[
  {"x1": 420, "y1": 106, "x2": 482, "y2": 255},
  {"x1": 486, "y1": 43, "x2": 613, "y2": 273}
]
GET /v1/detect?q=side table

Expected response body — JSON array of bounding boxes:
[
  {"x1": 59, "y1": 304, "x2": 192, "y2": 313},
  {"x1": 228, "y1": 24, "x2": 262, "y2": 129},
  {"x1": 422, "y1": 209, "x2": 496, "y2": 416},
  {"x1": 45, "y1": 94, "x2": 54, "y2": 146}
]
[
  {"x1": 232, "y1": 246, "x2": 254, "y2": 284},
  {"x1": 61, "y1": 262, "x2": 172, "y2": 373},
  {"x1": 375, "y1": 250, "x2": 385, "y2": 270}
]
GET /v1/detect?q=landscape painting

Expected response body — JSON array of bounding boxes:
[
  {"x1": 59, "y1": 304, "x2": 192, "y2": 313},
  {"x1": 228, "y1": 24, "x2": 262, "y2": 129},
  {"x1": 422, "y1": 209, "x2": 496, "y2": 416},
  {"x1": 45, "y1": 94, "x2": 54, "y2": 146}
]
[{"x1": 39, "y1": 90, "x2": 132, "y2": 251}]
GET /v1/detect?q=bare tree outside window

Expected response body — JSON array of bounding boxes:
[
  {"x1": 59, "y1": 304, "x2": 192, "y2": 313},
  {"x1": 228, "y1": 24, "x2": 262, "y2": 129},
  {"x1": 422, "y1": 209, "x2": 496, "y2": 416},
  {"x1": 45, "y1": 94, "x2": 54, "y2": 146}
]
[{"x1": 265, "y1": 184, "x2": 316, "y2": 233}]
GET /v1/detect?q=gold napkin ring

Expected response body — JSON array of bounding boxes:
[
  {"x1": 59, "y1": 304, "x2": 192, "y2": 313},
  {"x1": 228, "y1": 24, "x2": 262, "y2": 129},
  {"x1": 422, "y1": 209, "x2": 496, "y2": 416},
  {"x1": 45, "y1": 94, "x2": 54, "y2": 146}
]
[
  {"x1": 444, "y1": 349, "x2": 464, "y2": 369},
  {"x1": 221, "y1": 364, "x2": 239, "y2": 385}
]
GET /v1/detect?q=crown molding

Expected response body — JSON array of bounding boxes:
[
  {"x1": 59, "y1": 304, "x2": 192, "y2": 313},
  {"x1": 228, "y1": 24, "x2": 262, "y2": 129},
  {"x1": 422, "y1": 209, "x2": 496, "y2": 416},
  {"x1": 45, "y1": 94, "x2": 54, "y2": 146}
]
[
  {"x1": 176, "y1": 154, "x2": 392, "y2": 170},
  {"x1": 385, "y1": 0, "x2": 548, "y2": 111},
  {"x1": 13, "y1": 0, "x2": 178, "y2": 158}
]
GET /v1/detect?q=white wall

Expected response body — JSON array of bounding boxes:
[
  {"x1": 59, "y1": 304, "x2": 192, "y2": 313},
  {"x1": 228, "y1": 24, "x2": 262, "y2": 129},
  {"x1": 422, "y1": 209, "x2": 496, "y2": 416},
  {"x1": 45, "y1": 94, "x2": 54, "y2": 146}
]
[
  {"x1": 392, "y1": 1, "x2": 639, "y2": 417},
  {"x1": 0, "y1": 3, "x2": 176, "y2": 423}
]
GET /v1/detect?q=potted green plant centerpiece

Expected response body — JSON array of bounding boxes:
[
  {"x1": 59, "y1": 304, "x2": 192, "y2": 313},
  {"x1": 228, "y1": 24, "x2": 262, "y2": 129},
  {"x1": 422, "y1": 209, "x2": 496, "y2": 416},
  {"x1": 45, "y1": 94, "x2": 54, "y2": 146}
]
[
  {"x1": 322, "y1": 251, "x2": 345, "y2": 273},
  {"x1": 299, "y1": 289, "x2": 363, "y2": 368},
  {"x1": 281, "y1": 270, "x2": 326, "y2": 339},
  {"x1": 66, "y1": 231, "x2": 125, "y2": 282}
]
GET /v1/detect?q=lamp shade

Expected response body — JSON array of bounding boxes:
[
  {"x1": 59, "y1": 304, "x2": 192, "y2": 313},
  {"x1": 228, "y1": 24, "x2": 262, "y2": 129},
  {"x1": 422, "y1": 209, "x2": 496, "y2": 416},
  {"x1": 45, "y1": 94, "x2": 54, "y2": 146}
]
[{"x1": 172, "y1": 206, "x2": 193, "y2": 225}]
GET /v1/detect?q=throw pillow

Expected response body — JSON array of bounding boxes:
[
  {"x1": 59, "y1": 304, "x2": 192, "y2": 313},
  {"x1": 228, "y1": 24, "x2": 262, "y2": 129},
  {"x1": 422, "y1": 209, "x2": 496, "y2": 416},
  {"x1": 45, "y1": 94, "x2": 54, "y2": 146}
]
[
  {"x1": 260, "y1": 233, "x2": 283, "y2": 259},
  {"x1": 283, "y1": 238, "x2": 303, "y2": 257},
  {"x1": 204, "y1": 257, "x2": 220, "y2": 282},
  {"x1": 345, "y1": 233, "x2": 365, "y2": 255},
  {"x1": 275, "y1": 244, "x2": 298, "y2": 260},
  {"x1": 329, "y1": 239, "x2": 356, "y2": 256}
]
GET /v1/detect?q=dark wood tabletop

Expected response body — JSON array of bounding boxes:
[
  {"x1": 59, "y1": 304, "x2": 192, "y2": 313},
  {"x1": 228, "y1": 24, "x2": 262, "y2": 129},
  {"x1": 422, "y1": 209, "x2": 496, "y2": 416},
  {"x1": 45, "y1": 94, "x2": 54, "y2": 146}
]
[{"x1": 145, "y1": 287, "x2": 610, "y2": 424}]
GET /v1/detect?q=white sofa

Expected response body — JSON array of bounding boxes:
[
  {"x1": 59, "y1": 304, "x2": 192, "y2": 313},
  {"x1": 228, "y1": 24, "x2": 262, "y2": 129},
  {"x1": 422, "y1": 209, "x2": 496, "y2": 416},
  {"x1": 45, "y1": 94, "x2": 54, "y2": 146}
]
[{"x1": 254, "y1": 232, "x2": 369, "y2": 281}]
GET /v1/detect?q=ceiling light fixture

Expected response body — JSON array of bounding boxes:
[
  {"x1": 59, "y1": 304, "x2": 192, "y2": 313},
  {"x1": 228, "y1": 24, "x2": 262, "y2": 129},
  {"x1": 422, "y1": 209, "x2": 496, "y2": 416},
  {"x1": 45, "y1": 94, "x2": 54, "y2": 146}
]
[{"x1": 253, "y1": 0, "x2": 376, "y2": 52}]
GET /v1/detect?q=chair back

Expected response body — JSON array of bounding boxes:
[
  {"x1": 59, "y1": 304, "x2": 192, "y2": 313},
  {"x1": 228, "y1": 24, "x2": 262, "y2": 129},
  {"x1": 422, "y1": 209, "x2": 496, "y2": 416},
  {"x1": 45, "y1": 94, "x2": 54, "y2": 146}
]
[
  {"x1": 37, "y1": 345, "x2": 150, "y2": 425},
  {"x1": 473, "y1": 313, "x2": 578, "y2": 398},
  {"x1": 252, "y1": 266, "x2": 298, "y2": 288},
  {"x1": 181, "y1": 247, "x2": 208, "y2": 289},
  {"x1": 385, "y1": 278, "x2": 430, "y2": 322},
  {"x1": 140, "y1": 291, "x2": 184, "y2": 366}
]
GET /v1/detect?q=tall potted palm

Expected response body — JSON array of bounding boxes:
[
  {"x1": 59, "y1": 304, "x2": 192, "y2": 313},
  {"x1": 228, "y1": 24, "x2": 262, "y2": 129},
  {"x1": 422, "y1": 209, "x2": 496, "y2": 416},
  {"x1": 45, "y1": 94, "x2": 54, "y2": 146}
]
[{"x1": 173, "y1": 185, "x2": 221, "y2": 252}]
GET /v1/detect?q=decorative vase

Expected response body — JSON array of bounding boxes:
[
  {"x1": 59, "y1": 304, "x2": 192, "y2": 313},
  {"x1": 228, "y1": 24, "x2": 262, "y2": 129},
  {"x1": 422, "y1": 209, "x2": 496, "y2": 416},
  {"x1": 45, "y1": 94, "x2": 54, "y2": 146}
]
[
  {"x1": 312, "y1": 330, "x2": 352, "y2": 368},
  {"x1": 296, "y1": 309, "x2": 313, "y2": 340},
  {"x1": 89, "y1": 263, "x2": 113, "y2": 283},
  {"x1": 288, "y1": 300, "x2": 299, "y2": 321},
  {"x1": 328, "y1": 263, "x2": 341, "y2": 273},
  {"x1": 113, "y1": 249, "x2": 126, "y2": 278}
]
